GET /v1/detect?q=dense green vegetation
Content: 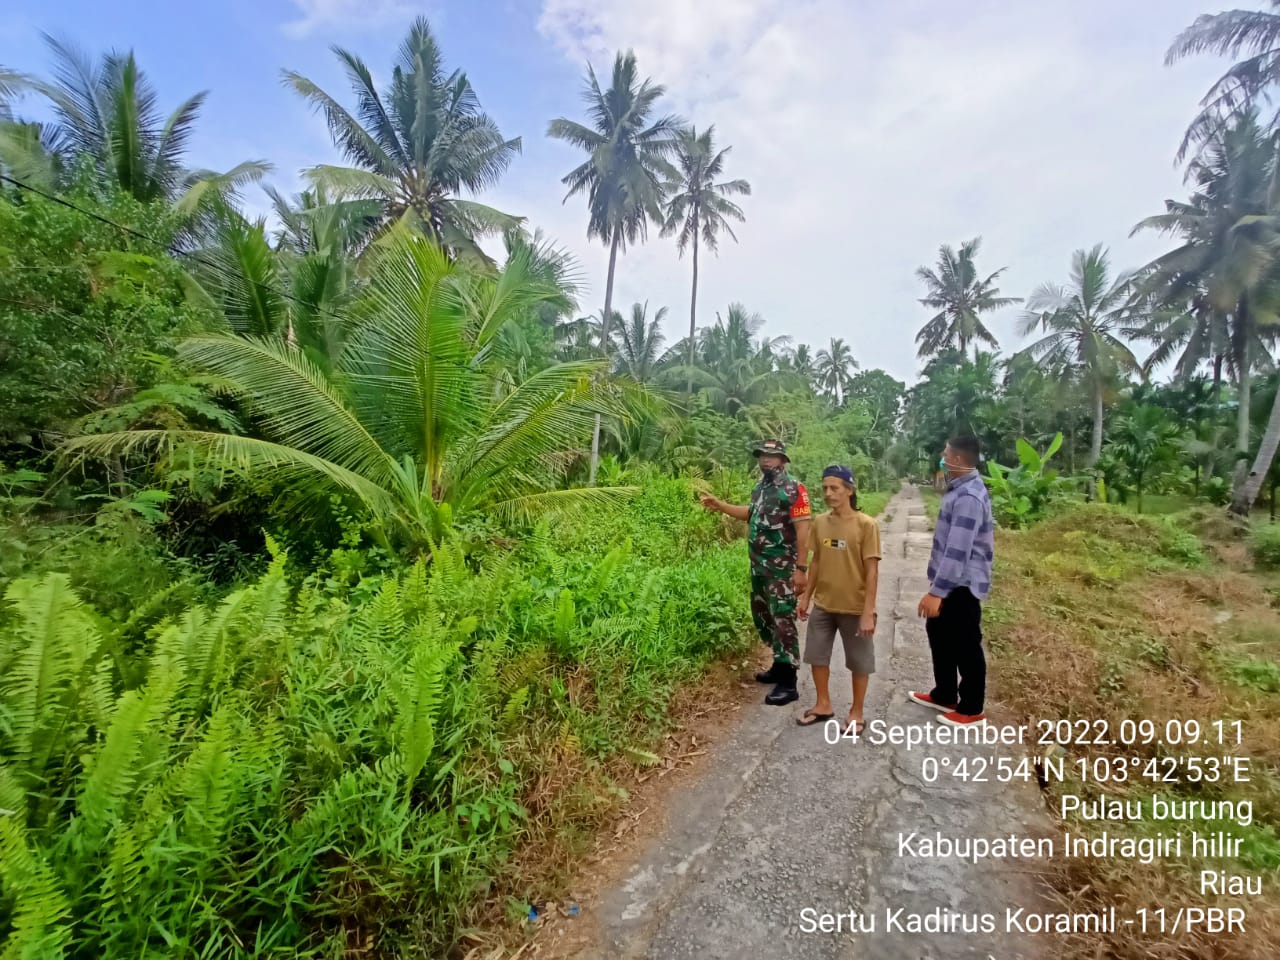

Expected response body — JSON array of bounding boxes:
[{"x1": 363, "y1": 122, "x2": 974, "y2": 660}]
[
  {"x1": 1, "y1": 483, "x2": 753, "y2": 957},
  {"x1": 2, "y1": 4, "x2": 1280, "y2": 957}
]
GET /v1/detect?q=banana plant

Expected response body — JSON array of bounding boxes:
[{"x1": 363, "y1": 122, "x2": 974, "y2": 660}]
[{"x1": 984, "y1": 431, "x2": 1067, "y2": 528}]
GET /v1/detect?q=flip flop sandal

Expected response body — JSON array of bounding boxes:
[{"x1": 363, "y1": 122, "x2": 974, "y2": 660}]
[
  {"x1": 796, "y1": 710, "x2": 835, "y2": 727},
  {"x1": 843, "y1": 720, "x2": 867, "y2": 737}
]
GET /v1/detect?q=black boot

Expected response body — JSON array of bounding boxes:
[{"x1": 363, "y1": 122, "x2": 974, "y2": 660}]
[
  {"x1": 764, "y1": 664, "x2": 798, "y2": 706},
  {"x1": 754, "y1": 660, "x2": 788, "y2": 684}
]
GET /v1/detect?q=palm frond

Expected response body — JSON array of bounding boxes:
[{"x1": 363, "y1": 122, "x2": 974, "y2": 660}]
[
  {"x1": 283, "y1": 71, "x2": 397, "y2": 176},
  {"x1": 302, "y1": 164, "x2": 398, "y2": 200},
  {"x1": 62, "y1": 429, "x2": 401, "y2": 521},
  {"x1": 180, "y1": 335, "x2": 397, "y2": 486},
  {"x1": 175, "y1": 160, "x2": 272, "y2": 217}
]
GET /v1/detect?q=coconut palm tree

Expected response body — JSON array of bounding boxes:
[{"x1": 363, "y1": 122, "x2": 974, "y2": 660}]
[
  {"x1": 66, "y1": 231, "x2": 630, "y2": 547},
  {"x1": 790, "y1": 344, "x2": 816, "y2": 380},
  {"x1": 775, "y1": 343, "x2": 819, "y2": 393},
  {"x1": 669, "y1": 304, "x2": 789, "y2": 415},
  {"x1": 1018, "y1": 245, "x2": 1140, "y2": 467},
  {"x1": 615, "y1": 302, "x2": 668, "y2": 384},
  {"x1": 485, "y1": 230, "x2": 585, "y2": 381},
  {"x1": 915, "y1": 237, "x2": 1019, "y2": 360},
  {"x1": 283, "y1": 17, "x2": 522, "y2": 260},
  {"x1": 814, "y1": 337, "x2": 859, "y2": 405},
  {"x1": 548, "y1": 50, "x2": 681, "y2": 482},
  {"x1": 0, "y1": 68, "x2": 41, "y2": 173},
  {"x1": 1132, "y1": 114, "x2": 1280, "y2": 499},
  {"x1": 1166, "y1": 2, "x2": 1280, "y2": 160},
  {"x1": 0, "y1": 37, "x2": 267, "y2": 212},
  {"x1": 661, "y1": 125, "x2": 749, "y2": 393}
]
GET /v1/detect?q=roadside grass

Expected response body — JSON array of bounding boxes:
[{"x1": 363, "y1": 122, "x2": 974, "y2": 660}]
[
  {"x1": 920, "y1": 486, "x2": 941, "y2": 524},
  {"x1": 1119, "y1": 493, "x2": 1196, "y2": 515},
  {"x1": 986, "y1": 503, "x2": 1280, "y2": 959},
  {"x1": 858, "y1": 490, "x2": 891, "y2": 520}
]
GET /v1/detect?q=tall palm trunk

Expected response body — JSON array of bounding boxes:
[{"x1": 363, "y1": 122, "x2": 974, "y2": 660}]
[
  {"x1": 1235, "y1": 367, "x2": 1252, "y2": 474},
  {"x1": 588, "y1": 232, "x2": 620, "y2": 485},
  {"x1": 686, "y1": 219, "x2": 699, "y2": 395},
  {"x1": 1231, "y1": 305, "x2": 1252, "y2": 493},
  {"x1": 1087, "y1": 380, "x2": 1104, "y2": 468},
  {"x1": 1230, "y1": 381, "x2": 1280, "y2": 517}
]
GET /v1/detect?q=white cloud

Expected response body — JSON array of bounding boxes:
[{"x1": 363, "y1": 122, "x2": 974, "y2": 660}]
[
  {"x1": 282, "y1": 0, "x2": 416, "y2": 38},
  {"x1": 508, "y1": 0, "x2": 1231, "y2": 382}
]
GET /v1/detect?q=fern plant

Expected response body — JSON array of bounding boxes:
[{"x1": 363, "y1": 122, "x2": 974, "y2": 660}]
[
  {"x1": 0, "y1": 476, "x2": 755, "y2": 957},
  {"x1": 0, "y1": 574, "x2": 111, "y2": 800}
]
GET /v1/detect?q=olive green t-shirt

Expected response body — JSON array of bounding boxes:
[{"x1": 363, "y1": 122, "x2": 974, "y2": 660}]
[{"x1": 809, "y1": 510, "x2": 882, "y2": 614}]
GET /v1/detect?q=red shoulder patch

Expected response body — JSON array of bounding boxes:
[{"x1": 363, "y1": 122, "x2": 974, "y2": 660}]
[{"x1": 791, "y1": 482, "x2": 812, "y2": 520}]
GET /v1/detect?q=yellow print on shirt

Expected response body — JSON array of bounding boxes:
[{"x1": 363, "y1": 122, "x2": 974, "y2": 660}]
[{"x1": 822, "y1": 538, "x2": 848, "y2": 549}]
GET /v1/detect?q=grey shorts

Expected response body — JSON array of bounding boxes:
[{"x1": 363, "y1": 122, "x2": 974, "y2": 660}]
[{"x1": 802, "y1": 606, "x2": 877, "y2": 673}]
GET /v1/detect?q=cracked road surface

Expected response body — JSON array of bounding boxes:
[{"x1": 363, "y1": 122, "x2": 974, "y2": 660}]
[{"x1": 571, "y1": 485, "x2": 1054, "y2": 960}]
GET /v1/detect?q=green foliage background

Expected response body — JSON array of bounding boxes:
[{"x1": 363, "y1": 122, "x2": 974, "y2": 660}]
[{"x1": 0, "y1": 186, "x2": 211, "y2": 446}]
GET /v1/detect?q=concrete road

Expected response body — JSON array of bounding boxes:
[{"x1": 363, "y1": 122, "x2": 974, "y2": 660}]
[{"x1": 577, "y1": 484, "x2": 1055, "y2": 960}]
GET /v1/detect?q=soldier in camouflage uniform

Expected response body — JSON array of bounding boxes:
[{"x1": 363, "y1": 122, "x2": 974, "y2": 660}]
[{"x1": 700, "y1": 439, "x2": 812, "y2": 705}]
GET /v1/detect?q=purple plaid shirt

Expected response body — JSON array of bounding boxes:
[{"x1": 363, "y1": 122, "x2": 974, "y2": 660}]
[{"x1": 927, "y1": 471, "x2": 994, "y2": 600}]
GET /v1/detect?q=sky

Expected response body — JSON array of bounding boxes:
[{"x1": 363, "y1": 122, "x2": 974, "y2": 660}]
[{"x1": 1, "y1": 0, "x2": 1236, "y2": 384}]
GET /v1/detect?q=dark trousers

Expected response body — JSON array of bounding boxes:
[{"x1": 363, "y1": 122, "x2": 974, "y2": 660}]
[{"x1": 925, "y1": 587, "x2": 985, "y2": 715}]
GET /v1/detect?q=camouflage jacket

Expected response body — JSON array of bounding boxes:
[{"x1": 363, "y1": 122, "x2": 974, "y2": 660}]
[{"x1": 748, "y1": 472, "x2": 811, "y2": 573}]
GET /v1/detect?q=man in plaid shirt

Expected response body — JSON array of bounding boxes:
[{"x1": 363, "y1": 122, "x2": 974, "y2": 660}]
[{"x1": 908, "y1": 436, "x2": 994, "y2": 726}]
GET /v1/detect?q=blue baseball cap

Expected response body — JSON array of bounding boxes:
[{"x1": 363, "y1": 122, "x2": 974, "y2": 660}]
[{"x1": 822, "y1": 464, "x2": 856, "y2": 486}]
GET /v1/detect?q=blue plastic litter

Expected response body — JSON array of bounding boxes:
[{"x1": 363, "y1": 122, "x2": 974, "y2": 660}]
[{"x1": 566, "y1": 903, "x2": 580, "y2": 916}]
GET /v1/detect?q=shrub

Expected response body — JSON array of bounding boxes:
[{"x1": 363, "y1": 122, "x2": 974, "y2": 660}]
[
  {"x1": 1201, "y1": 475, "x2": 1231, "y2": 506},
  {"x1": 0, "y1": 187, "x2": 210, "y2": 448},
  {"x1": 1229, "y1": 656, "x2": 1280, "y2": 693},
  {"x1": 1249, "y1": 523, "x2": 1280, "y2": 570},
  {"x1": 1, "y1": 500, "x2": 208, "y2": 629},
  {"x1": 0, "y1": 497, "x2": 752, "y2": 956}
]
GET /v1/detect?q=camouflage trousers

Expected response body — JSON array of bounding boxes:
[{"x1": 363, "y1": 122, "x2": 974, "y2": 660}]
[{"x1": 750, "y1": 570, "x2": 799, "y2": 665}]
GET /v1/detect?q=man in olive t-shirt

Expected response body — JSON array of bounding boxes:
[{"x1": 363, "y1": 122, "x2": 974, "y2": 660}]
[{"x1": 797, "y1": 465, "x2": 881, "y2": 733}]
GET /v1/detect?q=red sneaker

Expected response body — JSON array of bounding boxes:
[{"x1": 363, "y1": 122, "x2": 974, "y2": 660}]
[
  {"x1": 907, "y1": 691, "x2": 957, "y2": 712},
  {"x1": 938, "y1": 710, "x2": 986, "y2": 727}
]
